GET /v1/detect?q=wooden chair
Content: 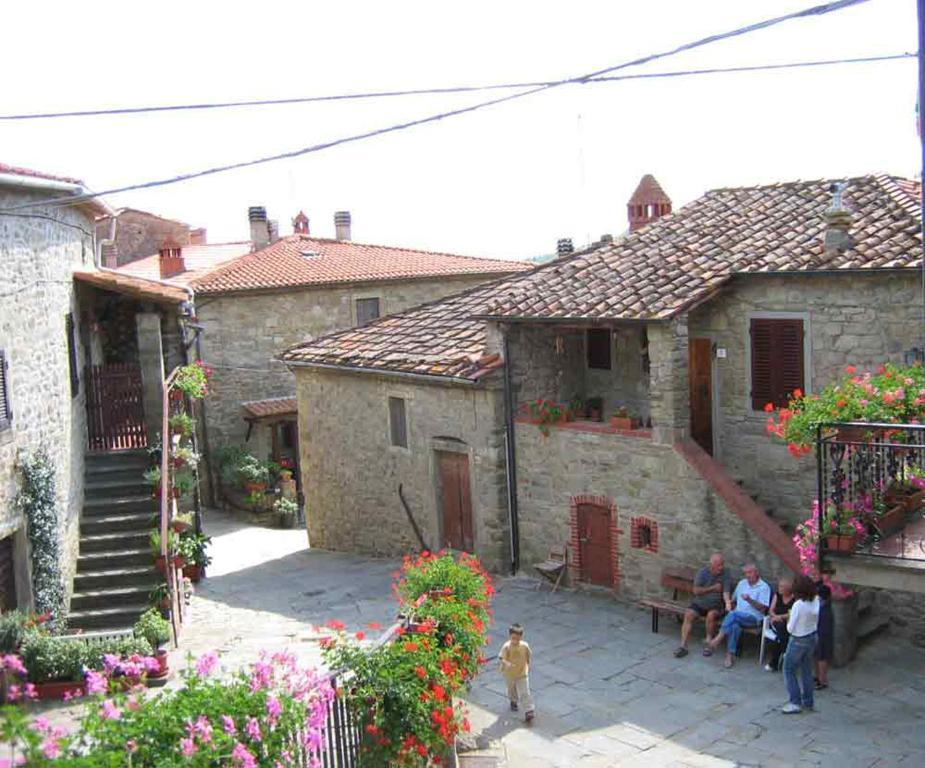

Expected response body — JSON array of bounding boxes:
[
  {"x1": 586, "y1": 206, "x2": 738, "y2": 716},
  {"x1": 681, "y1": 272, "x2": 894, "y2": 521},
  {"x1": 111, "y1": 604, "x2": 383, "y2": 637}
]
[{"x1": 534, "y1": 546, "x2": 569, "y2": 592}]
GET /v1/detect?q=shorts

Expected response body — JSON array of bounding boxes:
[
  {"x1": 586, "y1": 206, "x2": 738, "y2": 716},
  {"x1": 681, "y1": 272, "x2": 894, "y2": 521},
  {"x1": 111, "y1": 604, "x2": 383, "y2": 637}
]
[{"x1": 688, "y1": 602, "x2": 723, "y2": 617}]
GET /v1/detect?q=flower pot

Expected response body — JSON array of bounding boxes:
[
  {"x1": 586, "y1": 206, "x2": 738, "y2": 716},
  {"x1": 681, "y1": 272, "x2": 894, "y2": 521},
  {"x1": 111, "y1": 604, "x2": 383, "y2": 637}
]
[
  {"x1": 33, "y1": 680, "x2": 85, "y2": 701},
  {"x1": 873, "y1": 504, "x2": 907, "y2": 537},
  {"x1": 150, "y1": 649, "x2": 169, "y2": 678},
  {"x1": 183, "y1": 564, "x2": 203, "y2": 582},
  {"x1": 609, "y1": 416, "x2": 635, "y2": 431},
  {"x1": 824, "y1": 533, "x2": 858, "y2": 553},
  {"x1": 834, "y1": 426, "x2": 876, "y2": 444},
  {"x1": 279, "y1": 469, "x2": 293, "y2": 481},
  {"x1": 171, "y1": 518, "x2": 192, "y2": 534},
  {"x1": 589, "y1": 408, "x2": 602, "y2": 422},
  {"x1": 244, "y1": 482, "x2": 267, "y2": 494},
  {"x1": 169, "y1": 389, "x2": 184, "y2": 403},
  {"x1": 277, "y1": 513, "x2": 296, "y2": 529},
  {"x1": 155, "y1": 555, "x2": 186, "y2": 573},
  {"x1": 904, "y1": 488, "x2": 925, "y2": 512}
]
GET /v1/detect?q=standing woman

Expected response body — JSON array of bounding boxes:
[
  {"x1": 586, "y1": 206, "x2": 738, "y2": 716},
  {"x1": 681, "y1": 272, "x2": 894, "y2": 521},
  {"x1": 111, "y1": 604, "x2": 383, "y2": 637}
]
[
  {"x1": 781, "y1": 575, "x2": 819, "y2": 714},
  {"x1": 764, "y1": 577, "x2": 795, "y2": 672}
]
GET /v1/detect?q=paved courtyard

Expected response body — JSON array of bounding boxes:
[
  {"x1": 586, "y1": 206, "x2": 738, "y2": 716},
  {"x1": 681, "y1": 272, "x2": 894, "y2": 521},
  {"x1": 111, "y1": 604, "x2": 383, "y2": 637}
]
[{"x1": 180, "y1": 510, "x2": 925, "y2": 767}]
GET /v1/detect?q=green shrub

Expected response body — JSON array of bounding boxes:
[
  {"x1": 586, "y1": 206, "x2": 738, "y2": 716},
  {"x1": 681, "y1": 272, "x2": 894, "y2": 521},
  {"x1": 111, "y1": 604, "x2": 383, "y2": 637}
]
[
  {"x1": 20, "y1": 635, "x2": 85, "y2": 683},
  {"x1": 0, "y1": 610, "x2": 47, "y2": 653},
  {"x1": 134, "y1": 609, "x2": 170, "y2": 649}
]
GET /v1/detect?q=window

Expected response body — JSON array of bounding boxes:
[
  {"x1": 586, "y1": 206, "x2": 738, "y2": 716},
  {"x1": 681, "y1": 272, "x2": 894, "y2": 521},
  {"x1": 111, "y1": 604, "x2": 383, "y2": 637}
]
[
  {"x1": 631, "y1": 517, "x2": 658, "y2": 553},
  {"x1": 0, "y1": 351, "x2": 11, "y2": 432},
  {"x1": 750, "y1": 318, "x2": 805, "y2": 410},
  {"x1": 587, "y1": 328, "x2": 612, "y2": 370},
  {"x1": 281, "y1": 421, "x2": 296, "y2": 449},
  {"x1": 389, "y1": 396, "x2": 408, "y2": 448},
  {"x1": 356, "y1": 297, "x2": 381, "y2": 327},
  {"x1": 66, "y1": 313, "x2": 79, "y2": 397}
]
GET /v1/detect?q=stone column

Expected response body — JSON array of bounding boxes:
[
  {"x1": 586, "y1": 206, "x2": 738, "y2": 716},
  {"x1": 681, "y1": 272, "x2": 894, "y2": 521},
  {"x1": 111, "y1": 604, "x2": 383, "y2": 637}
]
[
  {"x1": 136, "y1": 312, "x2": 165, "y2": 446},
  {"x1": 647, "y1": 316, "x2": 690, "y2": 444}
]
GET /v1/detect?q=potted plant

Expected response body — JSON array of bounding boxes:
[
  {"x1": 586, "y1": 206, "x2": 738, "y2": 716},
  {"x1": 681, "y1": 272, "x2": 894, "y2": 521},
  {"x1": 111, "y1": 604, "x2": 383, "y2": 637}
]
[
  {"x1": 274, "y1": 497, "x2": 298, "y2": 529},
  {"x1": 150, "y1": 529, "x2": 184, "y2": 573},
  {"x1": 609, "y1": 406, "x2": 636, "y2": 431},
  {"x1": 170, "y1": 511, "x2": 194, "y2": 534},
  {"x1": 150, "y1": 582, "x2": 171, "y2": 614},
  {"x1": 523, "y1": 399, "x2": 567, "y2": 436},
  {"x1": 567, "y1": 395, "x2": 584, "y2": 422},
  {"x1": 820, "y1": 501, "x2": 863, "y2": 553},
  {"x1": 278, "y1": 456, "x2": 295, "y2": 481},
  {"x1": 171, "y1": 445, "x2": 200, "y2": 471},
  {"x1": 134, "y1": 608, "x2": 171, "y2": 679},
  {"x1": 237, "y1": 454, "x2": 270, "y2": 493},
  {"x1": 586, "y1": 396, "x2": 604, "y2": 422},
  {"x1": 867, "y1": 491, "x2": 908, "y2": 538},
  {"x1": 173, "y1": 468, "x2": 197, "y2": 499},
  {"x1": 174, "y1": 360, "x2": 212, "y2": 399},
  {"x1": 19, "y1": 634, "x2": 85, "y2": 700},
  {"x1": 169, "y1": 411, "x2": 196, "y2": 438},
  {"x1": 179, "y1": 533, "x2": 212, "y2": 582}
]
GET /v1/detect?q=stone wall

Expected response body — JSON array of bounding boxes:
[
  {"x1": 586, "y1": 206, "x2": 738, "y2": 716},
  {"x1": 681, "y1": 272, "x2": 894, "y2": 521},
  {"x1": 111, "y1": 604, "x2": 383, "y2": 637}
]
[
  {"x1": 0, "y1": 188, "x2": 96, "y2": 609},
  {"x1": 96, "y1": 209, "x2": 191, "y2": 267},
  {"x1": 199, "y1": 275, "x2": 508, "y2": 454},
  {"x1": 515, "y1": 423, "x2": 791, "y2": 600},
  {"x1": 294, "y1": 367, "x2": 510, "y2": 572},
  {"x1": 689, "y1": 272, "x2": 922, "y2": 527}
]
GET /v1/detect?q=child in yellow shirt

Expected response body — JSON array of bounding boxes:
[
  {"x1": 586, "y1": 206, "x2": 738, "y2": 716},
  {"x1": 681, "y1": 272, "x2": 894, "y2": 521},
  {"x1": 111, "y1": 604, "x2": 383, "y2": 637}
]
[{"x1": 499, "y1": 623, "x2": 534, "y2": 723}]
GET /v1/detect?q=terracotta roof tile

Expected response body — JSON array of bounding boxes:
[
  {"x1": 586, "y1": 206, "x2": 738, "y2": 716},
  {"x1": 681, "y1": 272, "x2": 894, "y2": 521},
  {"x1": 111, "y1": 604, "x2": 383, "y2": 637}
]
[
  {"x1": 73, "y1": 270, "x2": 188, "y2": 304},
  {"x1": 0, "y1": 161, "x2": 83, "y2": 185},
  {"x1": 628, "y1": 173, "x2": 671, "y2": 204},
  {"x1": 191, "y1": 235, "x2": 530, "y2": 294},
  {"x1": 117, "y1": 242, "x2": 253, "y2": 285},
  {"x1": 281, "y1": 174, "x2": 921, "y2": 380},
  {"x1": 241, "y1": 397, "x2": 298, "y2": 419}
]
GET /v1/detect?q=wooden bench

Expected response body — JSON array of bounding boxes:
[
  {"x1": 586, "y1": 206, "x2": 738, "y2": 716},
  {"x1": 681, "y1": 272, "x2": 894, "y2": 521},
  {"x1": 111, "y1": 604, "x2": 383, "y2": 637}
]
[{"x1": 534, "y1": 546, "x2": 568, "y2": 592}]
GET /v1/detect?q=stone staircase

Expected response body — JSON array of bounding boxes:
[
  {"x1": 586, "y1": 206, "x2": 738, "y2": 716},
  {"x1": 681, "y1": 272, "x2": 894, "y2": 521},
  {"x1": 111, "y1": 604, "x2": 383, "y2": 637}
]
[{"x1": 68, "y1": 450, "x2": 159, "y2": 632}]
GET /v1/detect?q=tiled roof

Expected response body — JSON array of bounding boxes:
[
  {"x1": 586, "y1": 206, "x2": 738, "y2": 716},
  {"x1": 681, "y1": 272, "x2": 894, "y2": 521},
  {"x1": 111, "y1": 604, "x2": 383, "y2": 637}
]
[
  {"x1": 0, "y1": 162, "x2": 83, "y2": 185},
  {"x1": 481, "y1": 174, "x2": 922, "y2": 322},
  {"x1": 191, "y1": 235, "x2": 531, "y2": 294},
  {"x1": 629, "y1": 174, "x2": 671, "y2": 204},
  {"x1": 73, "y1": 270, "x2": 188, "y2": 304},
  {"x1": 117, "y1": 242, "x2": 253, "y2": 285},
  {"x1": 241, "y1": 397, "x2": 298, "y2": 419},
  {"x1": 281, "y1": 174, "x2": 922, "y2": 381}
]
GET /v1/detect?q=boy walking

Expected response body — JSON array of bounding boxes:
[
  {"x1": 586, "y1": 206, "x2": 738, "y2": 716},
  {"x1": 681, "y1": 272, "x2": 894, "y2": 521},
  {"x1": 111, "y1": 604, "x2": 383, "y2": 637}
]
[{"x1": 500, "y1": 623, "x2": 534, "y2": 723}]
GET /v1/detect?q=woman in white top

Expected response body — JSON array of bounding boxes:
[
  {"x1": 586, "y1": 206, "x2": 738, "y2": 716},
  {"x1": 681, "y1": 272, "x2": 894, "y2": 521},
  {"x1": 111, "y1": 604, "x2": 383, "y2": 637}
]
[{"x1": 781, "y1": 575, "x2": 820, "y2": 714}]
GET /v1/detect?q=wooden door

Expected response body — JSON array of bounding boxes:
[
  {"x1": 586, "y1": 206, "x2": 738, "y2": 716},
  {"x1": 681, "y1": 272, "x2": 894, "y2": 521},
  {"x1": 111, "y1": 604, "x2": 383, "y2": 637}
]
[
  {"x1": 689, "y1": 338, "x2": 713, "y2": 455},
  {"x1": 438, "y1": 452, "x2": 474, "y2": 552},
  {"x1": 0, "y1": 534, "x2": 15, "y2": 611},
  {"x1": 86, "y1": 363, "x2": 147, "y2": 451},
  {"x1": 577, "y1": 503, "x2": 612, "y2": 586}
]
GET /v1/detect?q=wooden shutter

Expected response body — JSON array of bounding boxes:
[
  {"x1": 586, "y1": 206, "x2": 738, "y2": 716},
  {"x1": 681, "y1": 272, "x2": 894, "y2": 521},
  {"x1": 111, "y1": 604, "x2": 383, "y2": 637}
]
[
  {"x1": 587, "y1": 328, "x2": 612, "y2": 370},
  {"x1": 750, "y1": 318, "x2": 804, "y2": 410},
  {"x1": 0, "y1": 351, "x2": 11, "y2": 432},
  {"x1": 356, "y1": 298, "x2": 381, "y2": 327},
  {"x1": 389, "y1": 396, "x2": 407, "y2": 448},
  {"x1": 66, "y1": 313, "x2": 80, "y2": 397}
]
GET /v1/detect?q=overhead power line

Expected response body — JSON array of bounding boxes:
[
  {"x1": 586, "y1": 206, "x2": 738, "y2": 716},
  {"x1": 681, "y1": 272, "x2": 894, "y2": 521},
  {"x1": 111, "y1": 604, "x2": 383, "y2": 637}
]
[
  {"x1": 2, "y1": 0, "x2": 873, "y2": 213},
  {"x1": 0, "y1": 53, "x2": 910, "y2": 121}
]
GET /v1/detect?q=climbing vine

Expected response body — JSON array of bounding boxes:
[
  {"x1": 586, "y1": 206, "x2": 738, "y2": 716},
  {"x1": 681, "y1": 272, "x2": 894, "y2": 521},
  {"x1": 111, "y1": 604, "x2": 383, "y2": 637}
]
[{"x1": 14, "y1": 448, "x2": 67, "y2": 631}]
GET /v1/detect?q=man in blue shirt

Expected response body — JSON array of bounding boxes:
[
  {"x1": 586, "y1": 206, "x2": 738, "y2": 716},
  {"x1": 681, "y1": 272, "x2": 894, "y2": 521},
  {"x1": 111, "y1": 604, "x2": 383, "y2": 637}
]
[{"x1": 705, "y1": 563, "x2": 771, "y2": 668}]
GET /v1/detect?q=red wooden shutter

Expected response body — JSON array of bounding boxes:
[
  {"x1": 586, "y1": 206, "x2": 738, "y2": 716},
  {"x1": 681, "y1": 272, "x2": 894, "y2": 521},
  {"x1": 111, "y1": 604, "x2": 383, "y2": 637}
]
[
  {"x1": 0, "y1": 351, "x2": 11, "y2": 431},
  {"x1": 750, "y1": 318, "x2": 804, "y2": 410}
]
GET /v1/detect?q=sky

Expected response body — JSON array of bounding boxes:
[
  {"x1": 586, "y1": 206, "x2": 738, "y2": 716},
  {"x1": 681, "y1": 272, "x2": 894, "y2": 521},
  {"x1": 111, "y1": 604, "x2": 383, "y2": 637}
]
[{"x1": 2, "y1": 0, "x2": 919, "y2": 261}]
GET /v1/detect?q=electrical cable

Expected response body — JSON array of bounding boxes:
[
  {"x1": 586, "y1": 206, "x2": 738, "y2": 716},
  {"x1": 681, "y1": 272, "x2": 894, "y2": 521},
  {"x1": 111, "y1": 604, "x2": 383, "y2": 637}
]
[
  {"x1": 0, "y1": 52, "x2": 908, "y2": 121},
  {"x1": 1, "y1": 0, "x2": 874, "y2": 213}
]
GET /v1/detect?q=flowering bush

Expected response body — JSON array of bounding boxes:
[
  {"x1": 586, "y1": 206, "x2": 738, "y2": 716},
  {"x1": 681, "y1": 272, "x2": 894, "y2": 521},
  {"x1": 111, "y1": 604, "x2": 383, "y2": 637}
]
[
  {"x1": 322, "y1": 551, "x2": 493, "y2": 766},
  {"x1": 174, "y1": 361, "x2": 212, "y2": 399},
  {"x1": 2, "y1": 650, "x2": 333, "y2": 766},
  {"x1": 766, "y1": 363, "x2": 925, "y2": 456},
  {"x1": 520, "y1": 399, "x2": 566, "y2": 436}
]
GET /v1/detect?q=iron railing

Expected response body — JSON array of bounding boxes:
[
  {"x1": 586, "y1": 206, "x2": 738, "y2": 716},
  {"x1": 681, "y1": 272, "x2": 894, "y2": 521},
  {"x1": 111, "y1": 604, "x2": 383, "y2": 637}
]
[{"x1": 816, "y1": 421, "x2": 925, "y2": 563}]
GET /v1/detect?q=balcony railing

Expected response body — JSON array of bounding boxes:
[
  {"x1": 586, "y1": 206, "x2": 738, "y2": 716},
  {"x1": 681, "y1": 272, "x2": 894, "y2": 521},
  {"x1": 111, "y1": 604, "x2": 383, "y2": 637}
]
[{"x1": 816, "y1": 421, "x2": 925, "y2": 564}]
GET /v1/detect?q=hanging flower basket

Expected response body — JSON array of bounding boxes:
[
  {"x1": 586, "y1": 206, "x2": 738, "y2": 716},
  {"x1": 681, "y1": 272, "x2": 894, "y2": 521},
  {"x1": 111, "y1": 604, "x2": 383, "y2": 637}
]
[
  {"x1": 824, "y1": 533, "x2": 858, "y2": 553},
  {"x1": 183, "y1": 563, "x2": 204, "y2": 582},
  {"x1": 872, "y1": 504, "x2": 908, "y2": 537},
  {"x1": 155, "y1": 555, "x2": 186, "y2": 573},
  {"x1": 170, "y1": 517, "x2": 192, "y2": 534}
]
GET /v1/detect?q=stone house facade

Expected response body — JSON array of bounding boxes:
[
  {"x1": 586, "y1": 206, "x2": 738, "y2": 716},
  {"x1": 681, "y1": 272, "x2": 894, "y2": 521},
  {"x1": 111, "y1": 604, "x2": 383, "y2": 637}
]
[
  {"x1": 282, "y1": 174, "x2": 925, "y2": 629},
  {"x1": 95, "y1": 207, "x2": 207, "y2": 268}
]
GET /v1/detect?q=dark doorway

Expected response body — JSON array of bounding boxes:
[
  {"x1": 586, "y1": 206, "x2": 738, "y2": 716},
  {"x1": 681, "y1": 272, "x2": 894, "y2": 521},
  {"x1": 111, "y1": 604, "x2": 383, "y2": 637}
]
[
  {"x1": 689, "y1": 337, "x2": 714, "y2": 454},
  {"x1": 0, "y1": 534, "x2": 16, "y2": 611},
  {"x1": 437, "y1": 451, "x2": 474, "y2": 552},
  {"x1": 577, "y1": 502, "x2": 613, "y2": 587}
]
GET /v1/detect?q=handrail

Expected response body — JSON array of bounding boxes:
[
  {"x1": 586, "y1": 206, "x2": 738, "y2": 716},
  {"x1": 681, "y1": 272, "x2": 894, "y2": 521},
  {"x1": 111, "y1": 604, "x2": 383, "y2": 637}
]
[{"x1": 160, "y1": 366, "x2": 183, "y2": 647}]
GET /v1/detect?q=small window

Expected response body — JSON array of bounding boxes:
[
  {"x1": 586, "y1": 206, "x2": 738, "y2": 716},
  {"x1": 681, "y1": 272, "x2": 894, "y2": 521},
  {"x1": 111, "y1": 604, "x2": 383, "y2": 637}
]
[
  {"x1": 389, "y1": 396, "x2": 408, "y2": 448},
  {"x1": 750, "y1": 318, "x2": 805, "y2": 410},
  {"x1": 356, "y1": 298, "x2": 381, "y2": 327},
  {"x1": 587, "y1": 328, "x2": 612, "y2": 370},
  {"x1": 281, "y1": 421, "x2": 296, "y2": 449},
  {"x1": 0, "y1": 351, "x2": 11, "y2": 432},
  {"x1": 631, "y1": 517, "x2": 658, "y2": 552},
  {"x1": 66, "y1": 314, "x2": 79, "y2": 398}
]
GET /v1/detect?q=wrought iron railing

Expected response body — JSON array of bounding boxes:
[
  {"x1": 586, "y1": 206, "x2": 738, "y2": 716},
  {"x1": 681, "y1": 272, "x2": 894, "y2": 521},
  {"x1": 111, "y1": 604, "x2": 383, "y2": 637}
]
[{"x1": 816, "y1": 421, "x2": 925, "y2": 563}]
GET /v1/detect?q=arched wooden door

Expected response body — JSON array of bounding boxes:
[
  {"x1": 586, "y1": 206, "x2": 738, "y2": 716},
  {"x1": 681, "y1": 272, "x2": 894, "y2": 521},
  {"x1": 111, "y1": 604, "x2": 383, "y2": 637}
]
[{"x1": 576, "y1": 502, "x2": 613, "y2": 586}]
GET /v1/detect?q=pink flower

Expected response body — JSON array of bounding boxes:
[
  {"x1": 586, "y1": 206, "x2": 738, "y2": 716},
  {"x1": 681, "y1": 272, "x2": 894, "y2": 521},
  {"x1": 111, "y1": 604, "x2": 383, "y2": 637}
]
[
  {"x1": 245, "y1": 716, "x2": 262, "y2": 742},
  {"x1": 194, "y1": 715, "x2": 213, "y2": 744},
  {"x1": 62, "y1": 686, "x2": 83, "y2": 701},
  {"x1": 85, "y1": 669, "x2": 108, "y2": 695},
  {"x1": 30, "y1": 716, "x2": 51, "y2": 734},
  {"x1": 126, "y1": 740, "x2": 138, "y2": 754},
  {"x1": 42, "y1": 737, "x2": 61, "y2": 760},
  {"x1": 267, "y1": 695, "x2": 282, "y2": 722},
  {"x1": 7, "y1": 684, "x2": 22, "y2": 702},
  {"x1": 1, "y1": 654, "x2": 27, "y2": 676},
  {"x1": 101, "y1": 699, "x2": 122, "y2": 721},
  {"x1": 180, "y1": 737, "x2": 197, "y2": 757},
  {"x1": 222, "y1": 715, "x2": 237, "y2": 735},
  {"x1": 196, "y1": 651, "x2": 219, "y2": 677},
  {"x1": 232, "y1": 742, "x2": 258, "y2": 768}
]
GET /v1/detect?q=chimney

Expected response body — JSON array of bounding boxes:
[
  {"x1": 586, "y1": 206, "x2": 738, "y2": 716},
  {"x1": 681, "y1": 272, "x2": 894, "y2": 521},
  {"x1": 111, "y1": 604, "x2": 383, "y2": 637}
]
[
  {"x1": 292, "y1": 210, "x2": 310, "y2": 235},
  {"x1": 599, "y1": 234, "x2": 614, "y2": 244},
  {"x1": 189, "y1": 227, "x2": 207, "y2": 245},
  {"x1": 556, "y1": 238, "x2": 574, "y2": 258},
  {"x1": 334, "y1": 210, "x2": 352, "y2": 241},
  {"x1": 158, "y1": 240, "x2": 185, "y2": 279},
  {"x1": 101, "y1": 242, "x2": 118, "y2": 269},
  {"x1": 823, "y1": 182, "x2": 854, "y2": 256},
  {"x1": 627, "y1": 174, "x2": 672, "y2": 232},
  {"x1": 268, "y1": 219, "x2": 279, "y2": 244},
  {"x1": 248, "y1": 206, "x2": 270, "y2": 249}
]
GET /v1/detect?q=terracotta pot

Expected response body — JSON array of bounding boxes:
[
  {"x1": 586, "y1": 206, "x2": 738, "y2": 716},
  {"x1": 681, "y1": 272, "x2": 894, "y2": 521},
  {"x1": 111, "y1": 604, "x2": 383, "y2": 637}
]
[
  {"x1": 155, "y1": 555, "x2": 186, "y2": 573},
  {"x1": 183, "y1": 564, "x2": 203, "y2": 582},
  {"x1": 834, "y1": 426, "x2": 876, "y2": 444},
  {"x1": 171, "y1": 519, "x2": 192, "y2": 534},
  {"x1": 244, "y1": 482, "x2": 267, "y2": 494},
  {"x1": 151, "y1": 649, "x2": 169, "y2": 678},
  {"x1": 33, "y1": 680, "x2": 85, "y2": 701},
  {"x1": 589, "y1": 408, "x2": 602, "y2": 422},
  {"x1": 279, "y1": 469, "x2": 293, "y2": 481},
  {"x1": 169, "y1": 389, "x2": 184, "y2": 402},
  {"x1": 873, "y1": 504, "x2": 907, "y2": 536},
  {"x1": 609, "y1": 416, "x2": 635, "y2": 431},
  {"x1": 825, "y1": 533, "x2": 858, "y2": 553}
]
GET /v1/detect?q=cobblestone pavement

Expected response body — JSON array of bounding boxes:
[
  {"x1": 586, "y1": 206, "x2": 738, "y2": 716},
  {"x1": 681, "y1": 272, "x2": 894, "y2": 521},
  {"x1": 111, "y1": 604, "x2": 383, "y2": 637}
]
[{"x1": 179, "y1": 510, "x2": 925, "y2": 767}]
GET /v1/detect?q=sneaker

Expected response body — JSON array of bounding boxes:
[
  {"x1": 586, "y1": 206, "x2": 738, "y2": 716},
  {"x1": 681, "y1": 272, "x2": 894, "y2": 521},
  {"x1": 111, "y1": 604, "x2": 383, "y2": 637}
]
[
  {"x1": 674, "y1": 647, "x2": 689, "y2": 658},
  {"x1": 509, "y1": 701, "x2": 518, "y2": 712},
  {"x1": 763, "y1": 664, "x2": 774, "y2": 672},
  {"x1": 525, "y1": 710, "x2": 535, "y2": 723},
  {"x1": 781, "y1": 703, "x2": 802, "y2": 715},
  {"x1": 814, "y1": 681, "x2": 828, "y2": 690}
]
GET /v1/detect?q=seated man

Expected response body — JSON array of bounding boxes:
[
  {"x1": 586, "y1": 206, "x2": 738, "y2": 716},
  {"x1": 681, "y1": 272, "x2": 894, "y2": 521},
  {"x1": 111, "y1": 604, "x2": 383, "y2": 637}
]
[
  {"x1": 705, "y1": 562, "x2": 771, "y2": 668},
  {"x1": 674, "y1": 553, "x2": 731, "y2": 658}
]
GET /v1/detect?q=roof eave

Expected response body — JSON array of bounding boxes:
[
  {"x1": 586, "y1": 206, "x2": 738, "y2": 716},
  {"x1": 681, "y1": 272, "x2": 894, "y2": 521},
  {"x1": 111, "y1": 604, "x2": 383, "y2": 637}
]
[{"x1": 281, "y1": 358, "x2": 484, "y2": 387}]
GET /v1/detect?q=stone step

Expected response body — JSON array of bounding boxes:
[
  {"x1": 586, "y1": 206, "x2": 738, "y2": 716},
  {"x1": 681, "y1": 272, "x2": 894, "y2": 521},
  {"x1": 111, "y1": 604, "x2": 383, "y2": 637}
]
[
  {"x1": 857, "y1": 589, "x2": 877, "y2": 614},
  {"x1": 85, "y1": 477, "x2": 151, "y2": 499},
  {"x1": 80, "y1": 511, "x2": 158, "y2": 536},
  {"x1": 80, "y1": 531, "x2": 151, "y2": 554},
  {"x1": 68, "y1": 603, "x2": 149, "y2": 631},
  {"x1": 84, "y1": 495, "x2": 158, "y2": 516},
  {"x1": 85, "y1": 451, "x2": 150, "y2": 471},
  {"x1": 74, "y1": 565, "x2": 160, "y2": 591},
  {"x1": 77, "y1": 547, "x2": 151, "y2": 570},
  {"x1": 85, "y1": 465, "x2": 149, "y2": 483},
  {"x1": 70, "y1": 585, "x2": 154, "y2": 612}
]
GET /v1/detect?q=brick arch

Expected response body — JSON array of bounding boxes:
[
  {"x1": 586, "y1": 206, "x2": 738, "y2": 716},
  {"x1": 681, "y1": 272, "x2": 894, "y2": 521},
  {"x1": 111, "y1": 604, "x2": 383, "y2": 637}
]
[{"x1": 569, "y1": 495, "x2": 621, "y2": 590}]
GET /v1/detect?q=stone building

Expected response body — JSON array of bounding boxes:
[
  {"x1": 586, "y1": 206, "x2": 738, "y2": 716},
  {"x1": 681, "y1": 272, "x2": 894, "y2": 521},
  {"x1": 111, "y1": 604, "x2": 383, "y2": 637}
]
[
  {"x1": 119, "y1": 207, "x2": 531, "y2": 484},
  {"x1": 95, "y1": 207, "x2": 208, "y2": 268},
  {"x1": 282, "y1": 174, "x2": 925, "y2": 625}
]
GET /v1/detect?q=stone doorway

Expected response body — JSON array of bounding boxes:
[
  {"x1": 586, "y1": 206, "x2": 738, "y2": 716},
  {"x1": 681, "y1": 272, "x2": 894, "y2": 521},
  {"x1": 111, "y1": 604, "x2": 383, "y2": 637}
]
[
  {"x1": 569, "y1": 495, "x2": 619, "y2": 588},
  {"x1": 437, "y1": 451, "x2": 474, "y2": 552},
  {"x1": 689, "y1": 337, "x2": 714, "y2": 454}
]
